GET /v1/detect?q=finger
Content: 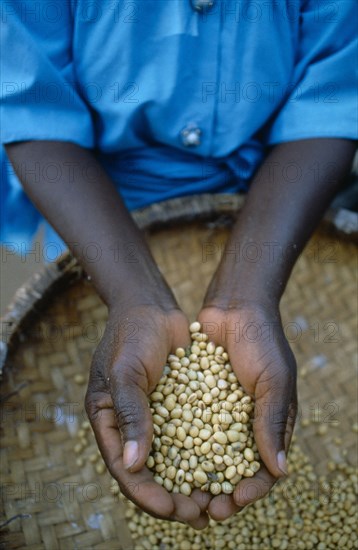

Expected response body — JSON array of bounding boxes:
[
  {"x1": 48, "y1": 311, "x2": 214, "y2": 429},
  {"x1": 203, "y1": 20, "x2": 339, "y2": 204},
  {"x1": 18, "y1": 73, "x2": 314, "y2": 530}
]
[
  {"x1": 208, "y1": 493, "x2": 243, "y2": 521},
  {"x1": 86, "y1": 398, "x2": 208, "y2": 525},
  {"x1": 187, "y1": 512, "x2": 210, "y2": 530},
  {"x1": 190, "y1": 489, "x2": 212, "y2": 513},
  {"x1": 86, "y1": 398, "x2": 177, "y2": 519},
  {"x1": 110, "y1": 354, "x2": 154, "y2": 472},
  {"x1": 253, "y1": 347, "x2": 297, "y2": 478},
  {"x1": 172, "y1": 493, "x2": 201, "y2": 524},
  {"x1": 85, "y1": 393, "x2": 206, "y2": 523},
  {"x1": 233, "y1": 464, "x2": 277, "y2": 507}
]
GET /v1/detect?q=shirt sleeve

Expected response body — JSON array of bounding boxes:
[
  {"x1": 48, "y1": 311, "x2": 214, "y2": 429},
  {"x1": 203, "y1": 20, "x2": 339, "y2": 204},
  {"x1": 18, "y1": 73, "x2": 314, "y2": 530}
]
[
  {"x1": 266, "y1": 0, "x2": 358, "y2": 144},
  {"x1": 0, "y1": 0, "x2": 94, "y2": 147}
]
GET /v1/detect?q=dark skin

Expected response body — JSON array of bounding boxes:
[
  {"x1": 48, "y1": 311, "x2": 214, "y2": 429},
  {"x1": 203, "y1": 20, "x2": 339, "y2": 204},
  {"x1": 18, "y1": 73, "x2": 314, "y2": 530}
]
[{"x1": 6, "y1": 138, "x2": 356, "y2": 526}]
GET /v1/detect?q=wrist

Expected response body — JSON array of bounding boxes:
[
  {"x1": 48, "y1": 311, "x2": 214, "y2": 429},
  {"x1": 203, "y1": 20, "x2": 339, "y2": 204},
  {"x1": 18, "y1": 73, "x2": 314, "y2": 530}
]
[
  {"x1": 203, "y1": 268, "x2": 281, "y2": 312},
  {"x1": 107, "y1": 278, "x2": 178, "y2": 314},
  {"x1": 88, "y1": 246, "x2": 176, "y2": 310},
  {"x1": 207, "y1": 233, "x2": 295, "y2": 310},
  {"x1": 202, "y1": 296, "x2": 280, "y2": 317}
]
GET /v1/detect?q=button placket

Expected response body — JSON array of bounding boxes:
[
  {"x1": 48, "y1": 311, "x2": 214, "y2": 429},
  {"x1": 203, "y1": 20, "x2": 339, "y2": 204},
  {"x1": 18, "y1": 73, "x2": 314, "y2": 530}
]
[{"x1": 177, "y1": 1, "x2": 221, "y2": 155}]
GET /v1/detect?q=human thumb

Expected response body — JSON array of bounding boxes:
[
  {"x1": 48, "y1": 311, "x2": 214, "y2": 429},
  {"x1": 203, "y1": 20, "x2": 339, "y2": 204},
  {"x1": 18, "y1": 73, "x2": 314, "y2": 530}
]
[
  {"x1": 253, "y1": 375, "x2": 296, "y2": 478},
  {"x1": 110, "y1": 358, "x2": 154, "y2": 472}
]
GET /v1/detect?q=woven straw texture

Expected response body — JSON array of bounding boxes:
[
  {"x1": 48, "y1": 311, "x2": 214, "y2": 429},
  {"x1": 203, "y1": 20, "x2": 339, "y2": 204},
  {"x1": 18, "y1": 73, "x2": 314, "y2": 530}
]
[{"x1": 1, "y1": 216, "x2": 357, "y2": 549}]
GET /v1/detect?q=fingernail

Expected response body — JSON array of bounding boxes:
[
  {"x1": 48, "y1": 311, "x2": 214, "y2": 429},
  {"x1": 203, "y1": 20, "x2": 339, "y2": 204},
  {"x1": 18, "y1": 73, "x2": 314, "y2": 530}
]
[
  {"x1": 124, "y1": 441, "x2": 138, "y2": 470},
  {"x1": 277, "y1": 450, "x2": 288, "y2": 476}
]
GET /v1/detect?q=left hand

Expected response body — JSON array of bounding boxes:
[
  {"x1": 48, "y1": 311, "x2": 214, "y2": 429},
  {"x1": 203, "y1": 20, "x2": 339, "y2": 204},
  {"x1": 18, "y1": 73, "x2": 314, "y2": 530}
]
[{"x1": 197, "y1": 302, "x2": 297, "y2": 521}]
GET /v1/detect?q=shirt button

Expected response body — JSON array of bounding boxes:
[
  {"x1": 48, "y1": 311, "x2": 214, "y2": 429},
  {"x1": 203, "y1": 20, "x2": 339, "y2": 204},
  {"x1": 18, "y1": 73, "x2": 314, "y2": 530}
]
[
  {"x1": 190, "y1": 0, "x2": 215, "y2": 11},
  {"x1": 181, "y1": 124, "x2": 202, "y2": 147}
]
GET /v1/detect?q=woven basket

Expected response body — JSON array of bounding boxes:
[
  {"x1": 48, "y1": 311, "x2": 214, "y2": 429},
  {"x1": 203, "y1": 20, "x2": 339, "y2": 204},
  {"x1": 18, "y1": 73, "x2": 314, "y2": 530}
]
[{"x1": 0, "y1": 194, "x2": 357, "y2": 549}]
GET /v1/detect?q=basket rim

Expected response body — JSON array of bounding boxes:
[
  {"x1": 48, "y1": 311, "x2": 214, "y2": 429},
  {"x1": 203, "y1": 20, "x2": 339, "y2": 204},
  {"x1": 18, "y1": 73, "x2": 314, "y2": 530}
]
[{"x1": 0, "y1": 192, "x2": 357, "y2": 371}]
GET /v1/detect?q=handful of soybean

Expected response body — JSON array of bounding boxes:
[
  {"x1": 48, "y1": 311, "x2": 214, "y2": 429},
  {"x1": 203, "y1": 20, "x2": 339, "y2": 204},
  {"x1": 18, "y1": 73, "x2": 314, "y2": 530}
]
[{"x1": 146, "y1": 322, "x2": 260, "y2": 496}]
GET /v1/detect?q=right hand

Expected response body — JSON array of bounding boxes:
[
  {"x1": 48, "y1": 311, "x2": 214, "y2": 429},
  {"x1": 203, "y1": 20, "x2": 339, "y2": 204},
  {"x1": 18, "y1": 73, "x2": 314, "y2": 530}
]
[
  {"x1": 198, "y1": 303, "x2": 297, "y2": 521},
  {"x1": 85, "y1": 298, "x2": 211, "y2": 528}
]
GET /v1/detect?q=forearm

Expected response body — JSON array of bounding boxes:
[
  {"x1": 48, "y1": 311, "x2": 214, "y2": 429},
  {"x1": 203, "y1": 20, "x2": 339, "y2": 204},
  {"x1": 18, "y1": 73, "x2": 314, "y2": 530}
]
[
  {"x1": 5, "y1": 141, "x2": 175, "y2": 308},
  {"x1": 205, "y1": 138, "x2": 356, "y2": 308}
]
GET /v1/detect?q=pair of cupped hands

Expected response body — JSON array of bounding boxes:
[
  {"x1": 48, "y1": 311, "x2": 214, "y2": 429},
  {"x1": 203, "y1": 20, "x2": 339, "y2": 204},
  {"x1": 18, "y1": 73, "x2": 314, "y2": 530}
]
[{"x1": 85, "y1": 288, "x2": 297, "y2": 530}]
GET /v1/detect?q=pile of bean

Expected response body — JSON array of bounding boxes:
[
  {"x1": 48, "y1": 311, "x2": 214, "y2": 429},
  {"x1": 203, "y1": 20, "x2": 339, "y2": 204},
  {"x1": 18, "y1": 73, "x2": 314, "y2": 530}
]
[
  {"x1": 146, "y1": 322, "x2": 260, "y2": 496},
  {"x1": 116, "y1": 440, "x2": 357, "y2": 550}
]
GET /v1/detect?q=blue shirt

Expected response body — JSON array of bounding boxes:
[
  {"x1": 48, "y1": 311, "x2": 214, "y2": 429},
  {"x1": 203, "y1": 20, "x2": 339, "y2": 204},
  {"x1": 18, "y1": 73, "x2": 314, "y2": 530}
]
[{"x1": 1, "y1": 0, "x2": 357, "y2": 249}]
